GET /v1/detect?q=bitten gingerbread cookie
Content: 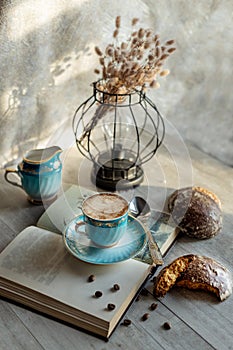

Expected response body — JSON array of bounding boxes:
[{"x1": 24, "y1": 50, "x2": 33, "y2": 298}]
[{"x1": 153, "y1": 254, "x2": 232, "y2": 301}]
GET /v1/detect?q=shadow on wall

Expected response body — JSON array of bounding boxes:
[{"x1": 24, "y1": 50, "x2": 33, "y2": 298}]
[{"x1": 0, "y1": 0, "x2": 101, "y2": 168}]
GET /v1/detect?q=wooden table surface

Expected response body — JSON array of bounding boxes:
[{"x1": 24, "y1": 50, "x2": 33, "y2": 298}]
[{"x1": 0, "y1": 143, "x2": 233, "y2": 350}]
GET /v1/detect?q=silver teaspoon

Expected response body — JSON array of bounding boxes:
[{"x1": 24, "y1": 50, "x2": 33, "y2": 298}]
[{"x1": 129, "y1": 196, "x2": 163, "y2": 265}]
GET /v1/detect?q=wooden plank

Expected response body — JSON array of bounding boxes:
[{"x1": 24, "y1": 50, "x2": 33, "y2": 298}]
[
  {"x1": 5, "y1": 303, "x2": 100, "y2": 350},
  {"x1": 154, "y1": 288, "x2": 233, "y2": 350},
  {"x1": 8, "y1": 291, "x2": 215, "y2": 350},
  {"x1": 0, "y1": 301, "x2": 44, "y2": 350},
  {"x1": 0, "y1": 181, "x2": 45, "y2": 237},
  {"x1": 116, "y1": 293, "x2": 215, "y2": 350}
]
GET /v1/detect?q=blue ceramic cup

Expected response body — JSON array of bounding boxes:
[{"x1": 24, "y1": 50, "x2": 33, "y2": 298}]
[{"x1": 79, "y1": 193, "x2": 129, "y2": 248}]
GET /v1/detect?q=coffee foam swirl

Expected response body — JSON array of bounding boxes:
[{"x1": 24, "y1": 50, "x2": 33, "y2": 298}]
[{"x1": 83, "y1": 193, "x2": 128, "y2": 220}]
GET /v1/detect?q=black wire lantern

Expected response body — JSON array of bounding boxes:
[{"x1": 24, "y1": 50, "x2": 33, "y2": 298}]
[{"x1": 73, "y1": 81, "x2": 165, "y2": 190}]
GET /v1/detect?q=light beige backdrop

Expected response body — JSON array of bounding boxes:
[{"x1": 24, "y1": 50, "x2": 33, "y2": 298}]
[{"x1": 0, "y1": 0, "x2": 232, "y2": 168}]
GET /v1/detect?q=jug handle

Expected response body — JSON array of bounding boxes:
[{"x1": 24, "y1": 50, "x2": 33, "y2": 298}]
[{"x1": 4, "y1": 169, "x2": 22, "y2": 188}]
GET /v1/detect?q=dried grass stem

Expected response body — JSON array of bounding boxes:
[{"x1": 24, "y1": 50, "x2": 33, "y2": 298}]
[{"x1": 93, "y1": 16, "x2": 176, "y2": 95}]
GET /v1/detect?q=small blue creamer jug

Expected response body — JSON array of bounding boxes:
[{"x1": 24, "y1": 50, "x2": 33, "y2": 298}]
[{"x1": 4, "y1": 146, "x2": 62, "y2": 204}]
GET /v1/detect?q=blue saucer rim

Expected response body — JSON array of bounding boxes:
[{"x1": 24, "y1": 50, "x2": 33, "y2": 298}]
[{"x1": 63, "y1": 214, "x2": 147, "y2": 265}]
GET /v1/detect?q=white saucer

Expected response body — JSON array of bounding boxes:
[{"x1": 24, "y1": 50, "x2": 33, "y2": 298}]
[{"x1": 63, "y1": 214, "x2": 147, "y2": 265}]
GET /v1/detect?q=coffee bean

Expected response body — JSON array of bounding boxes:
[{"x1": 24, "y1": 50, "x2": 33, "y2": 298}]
[
  {"x1": 113, "y1": 283, "x2": 120, "y2": 291},
  {"x1": 163, "y1": 322, "x2": 171, "y2": 330},
  {"x1": 150, "y1": 302, "x2": 158, "y2": 310},
  {"x1": 107, "y1": 303, "x2": 116, "y2": 311},
  {"x1": 95, "y1": 291, "x2": 103, "y2": 298},
  {"x1": 141, "y1": 288, "x2": 149, "y2": 296},
  {"x1": 88, "y1": 274, "x2": 95, "y2": 282},
  {"x1": 142, "y1": 313, "x2": 150, "y2": 321},
  {"x1": 123, "y1": 319, "x2": 131, "y2": 326}
]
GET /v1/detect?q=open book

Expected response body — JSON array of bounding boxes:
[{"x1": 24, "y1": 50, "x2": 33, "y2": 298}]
[{"x1": 0, "y1": 185, "x2": 178, "y2": 339}]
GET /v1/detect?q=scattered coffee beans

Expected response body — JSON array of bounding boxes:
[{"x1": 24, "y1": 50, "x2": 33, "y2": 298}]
[
  {"x1": 150, "y1": 302, "x2": 158, "y2": 310},
  {"x1": 142, "y1": 313, "x2": 150, "y2": 321},
  {"x1": 107, "y1": 303, "x2": 116, "y2": 311},
  {"x1": 95, "y1": 291, "x2": 103, "y2": 298},
  {"x1": 163, "y1": 322, "x2": 171, "y2": 330},
  {"x1": 122, "y1": 319, "x2": 131, "y2": 326},
  {"x1": 88, "y1": 274, "x2": 95, "y2": 282},
  {"x1": 113, "y1": 283, "x2": 120, "y2": 291}
]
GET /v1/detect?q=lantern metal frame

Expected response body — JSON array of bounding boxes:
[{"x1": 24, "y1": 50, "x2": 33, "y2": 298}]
[{"x1": 73, "y1": 81, "x2": 165, "y2": 190}]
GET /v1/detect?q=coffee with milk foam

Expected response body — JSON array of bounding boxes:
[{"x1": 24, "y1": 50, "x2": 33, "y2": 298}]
[{"x1": 83, "y1": 193, "x2": 128, "y2": 220}]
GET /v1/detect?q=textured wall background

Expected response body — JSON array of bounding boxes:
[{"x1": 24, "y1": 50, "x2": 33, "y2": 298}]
[{"x1": 0, "y1": 0, "x2": 232, "y2": 168}]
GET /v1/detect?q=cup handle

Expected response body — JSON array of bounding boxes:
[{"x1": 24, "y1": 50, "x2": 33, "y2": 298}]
[
  {"x1": 75, "y1": 221, "x2": 86, "y2": 234},
  {"x1": 4, "y1": 168, "x2": 23, "y2": 188}
]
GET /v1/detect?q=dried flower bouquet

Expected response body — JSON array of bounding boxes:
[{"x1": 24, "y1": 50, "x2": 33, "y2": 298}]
[
  {"x1": 94, "y1": 16, "x2": 176, "y2": 94},
  {"x1": 79, "y1": 16, "x2": 175, "y2": 142}
]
